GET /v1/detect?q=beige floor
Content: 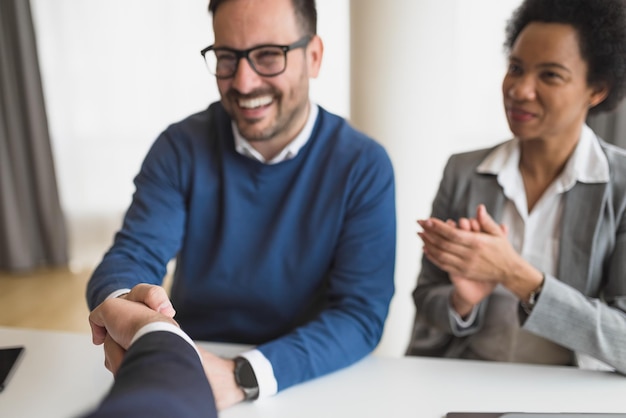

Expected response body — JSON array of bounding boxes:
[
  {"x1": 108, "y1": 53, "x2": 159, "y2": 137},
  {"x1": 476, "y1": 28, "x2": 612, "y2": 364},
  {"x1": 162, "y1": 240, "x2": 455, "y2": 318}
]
[
  {"x1": 0, "y1": 268, "x2": 93, "y2": 333},
  {"x1": 0, "y1": 266, "x2": 174, "y2": 334}
]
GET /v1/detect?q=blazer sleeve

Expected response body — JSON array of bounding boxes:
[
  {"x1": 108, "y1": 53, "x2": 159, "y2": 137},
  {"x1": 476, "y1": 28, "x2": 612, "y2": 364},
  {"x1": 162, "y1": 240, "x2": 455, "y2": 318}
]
[
  {"x1": 412, "y1": 153, "x2": 489, "y2": 336},
  {"x1": 83, "y1": 331, "x2": 217, "y2": 418},
  {"x1": 523, "y1": 273, "x2": 626, "y2": 374}
]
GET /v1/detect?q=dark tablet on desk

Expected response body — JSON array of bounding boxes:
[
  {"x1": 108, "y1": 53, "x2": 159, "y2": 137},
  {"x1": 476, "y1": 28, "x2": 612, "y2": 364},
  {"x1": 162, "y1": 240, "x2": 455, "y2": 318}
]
[
  {"x1": 0, "y1": 346, "x2": 25, "y2": 392},
  {"x1": 446, "y1": 413, "x2": 626, "y2": 418},
  {"x1": 504, "y1": 415, "x2": 626, "y2": 417}
]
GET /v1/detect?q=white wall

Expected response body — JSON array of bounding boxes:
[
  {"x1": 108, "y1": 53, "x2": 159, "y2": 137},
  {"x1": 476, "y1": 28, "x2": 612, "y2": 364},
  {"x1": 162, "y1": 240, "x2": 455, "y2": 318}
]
[{"x1": 31, "y1": 0, "x2": 521, "y2": 357}]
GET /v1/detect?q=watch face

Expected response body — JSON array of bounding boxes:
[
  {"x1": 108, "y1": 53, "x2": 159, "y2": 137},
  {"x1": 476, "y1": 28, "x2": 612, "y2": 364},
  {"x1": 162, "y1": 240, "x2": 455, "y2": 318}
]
[
  {"x1": 235, "y1": 358, "x2": 257, "y2": 388},
  {"x1": 234, "y1": 357, "x2": 259, "y2": 400}
]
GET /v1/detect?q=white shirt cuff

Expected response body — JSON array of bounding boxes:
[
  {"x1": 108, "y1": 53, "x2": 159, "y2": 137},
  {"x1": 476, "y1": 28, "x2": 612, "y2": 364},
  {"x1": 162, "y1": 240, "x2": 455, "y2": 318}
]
[
  {"x1": 239, "y1": 349, "x2": 277, "y2": 399},
  {"x1": 450, "y1": 303, "x2": 479, "y2": 329},
  {"x1": 576, "y1": 353, "x2": 616, "y2": 372},
  {"x1": 106, "y1": 289, "x2": 131, "y2": 300},
  {"x1": 130, "y1": 321, "x2": 202, "y2": 363}
]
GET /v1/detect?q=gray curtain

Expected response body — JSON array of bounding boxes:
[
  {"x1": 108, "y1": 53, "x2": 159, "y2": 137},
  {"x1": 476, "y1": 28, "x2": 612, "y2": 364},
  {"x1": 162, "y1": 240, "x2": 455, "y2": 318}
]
[
  {"x1": 588, "y1": 101, "x2": 626, "y2": 149},
  {"x1": 0, "y1": 0, "x2": 68, "y2": 272}
]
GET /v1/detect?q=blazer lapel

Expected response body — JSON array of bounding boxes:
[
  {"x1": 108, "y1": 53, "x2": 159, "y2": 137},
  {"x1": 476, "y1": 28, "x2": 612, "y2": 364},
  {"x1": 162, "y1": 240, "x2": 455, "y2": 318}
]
[
  {"x1": 468, "y1": 173, "x2": 506, "y2": 222},
  {"x1": 558, "y1": 182, "x2": 607, "y2": 292}
]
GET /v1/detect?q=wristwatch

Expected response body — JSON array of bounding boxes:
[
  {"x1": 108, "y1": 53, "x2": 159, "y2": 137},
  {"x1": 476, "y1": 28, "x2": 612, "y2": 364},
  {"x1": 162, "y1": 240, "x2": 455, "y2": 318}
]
[
  {"x1": 233, "y1": 356, "x2": 259, "y2": 401},
  {"x1": 520, "y1": 274, "x2": 545, "y2": 315}
]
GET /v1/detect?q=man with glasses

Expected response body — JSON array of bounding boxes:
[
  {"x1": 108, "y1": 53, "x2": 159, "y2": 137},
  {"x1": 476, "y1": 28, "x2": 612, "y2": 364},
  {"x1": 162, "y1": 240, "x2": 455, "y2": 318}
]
[{"x1": 87, "y1": 0, "x2": 396, "y2": 409}]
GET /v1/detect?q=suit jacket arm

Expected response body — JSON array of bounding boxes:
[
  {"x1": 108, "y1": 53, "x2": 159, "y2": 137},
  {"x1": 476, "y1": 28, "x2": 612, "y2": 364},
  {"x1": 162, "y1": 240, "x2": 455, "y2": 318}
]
[{"x1": 84, "y1": 331, "x2": 217, "y2": 418}]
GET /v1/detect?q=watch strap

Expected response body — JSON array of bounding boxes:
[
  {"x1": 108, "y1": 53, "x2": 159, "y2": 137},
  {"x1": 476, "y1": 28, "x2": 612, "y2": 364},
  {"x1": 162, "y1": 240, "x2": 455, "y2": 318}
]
[{"x1": 520, "y1": 274, "x2": 545, "y2": 315}]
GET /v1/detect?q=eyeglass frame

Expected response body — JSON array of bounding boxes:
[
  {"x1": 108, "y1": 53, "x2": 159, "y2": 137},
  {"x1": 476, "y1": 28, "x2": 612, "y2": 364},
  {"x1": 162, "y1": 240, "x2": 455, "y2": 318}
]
[{"x1": 200, "y1": 35, "x2": 313, "y2": 79}]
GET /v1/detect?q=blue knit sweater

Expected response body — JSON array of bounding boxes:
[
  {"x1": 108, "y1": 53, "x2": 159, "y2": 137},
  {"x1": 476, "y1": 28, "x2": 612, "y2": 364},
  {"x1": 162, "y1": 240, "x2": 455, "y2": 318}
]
[{"x1": 87, "y1": 102, "x2": 396, "y2": 391}]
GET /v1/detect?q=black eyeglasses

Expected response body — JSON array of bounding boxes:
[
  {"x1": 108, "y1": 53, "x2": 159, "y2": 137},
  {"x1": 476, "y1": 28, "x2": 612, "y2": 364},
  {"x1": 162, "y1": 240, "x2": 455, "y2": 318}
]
[{"x1": 200, "y1": 36, "x2": 312, "y2": 79}]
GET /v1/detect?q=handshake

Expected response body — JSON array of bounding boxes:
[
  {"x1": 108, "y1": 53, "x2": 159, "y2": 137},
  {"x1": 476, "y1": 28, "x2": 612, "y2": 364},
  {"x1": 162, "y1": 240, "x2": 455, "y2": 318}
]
[{"x1": 89, "y1": 283, "x2": 245, "y2": 412}]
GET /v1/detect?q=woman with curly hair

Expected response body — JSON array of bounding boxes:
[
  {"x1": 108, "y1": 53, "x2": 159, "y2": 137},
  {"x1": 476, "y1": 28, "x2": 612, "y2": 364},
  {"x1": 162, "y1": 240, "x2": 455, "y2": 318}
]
[{"x1": 406, "y1": 0, "x2": 626, "y2": 373}]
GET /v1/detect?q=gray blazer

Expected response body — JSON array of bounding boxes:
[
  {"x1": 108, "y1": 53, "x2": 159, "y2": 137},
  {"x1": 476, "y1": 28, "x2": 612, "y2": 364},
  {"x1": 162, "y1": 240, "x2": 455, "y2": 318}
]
[{"x1": 406, "y1": 137, "x2": 626, "y2": 373}]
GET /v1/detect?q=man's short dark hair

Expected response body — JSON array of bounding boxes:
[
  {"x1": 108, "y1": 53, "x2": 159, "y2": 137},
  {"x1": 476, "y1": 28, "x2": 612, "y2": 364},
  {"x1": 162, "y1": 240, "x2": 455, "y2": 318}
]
[
  {"x1": 208, "y1": 0, "x2": 317, "y2": 37},
  {"x1": 504, "y1": 0, "x2": 626, "y2": 115}
]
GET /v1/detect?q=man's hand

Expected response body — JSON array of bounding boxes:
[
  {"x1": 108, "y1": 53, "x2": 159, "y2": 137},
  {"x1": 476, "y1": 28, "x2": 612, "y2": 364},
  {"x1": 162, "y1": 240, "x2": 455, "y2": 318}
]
[
  {"x1": 121, "y1": 283, "x2": 176, "y2": 317},
  {"x1": 197, "y1": 347, "x2": 245, "y2": 410},
  {"x1": 89, "y1": 284, "x2": 176, "y2": 348},
  {"x1": 88, "y1": 297, "x2": 178, "y2": 374},
  {"x1": 102, "y1": 333, "x2": 126, "y2": 375}
]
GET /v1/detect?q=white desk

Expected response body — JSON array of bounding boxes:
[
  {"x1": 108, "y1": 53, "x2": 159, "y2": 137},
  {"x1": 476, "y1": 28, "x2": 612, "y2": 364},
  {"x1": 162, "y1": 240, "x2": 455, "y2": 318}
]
[{"x1": 1, "y1": 326, "x2": 626, "y2": 418}]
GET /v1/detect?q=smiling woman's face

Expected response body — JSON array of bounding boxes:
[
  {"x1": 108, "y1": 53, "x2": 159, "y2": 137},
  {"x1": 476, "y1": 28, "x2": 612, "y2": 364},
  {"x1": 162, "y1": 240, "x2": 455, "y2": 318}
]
[{"x1": 502, "y1": 22, "x2": 607, "y2": 144}]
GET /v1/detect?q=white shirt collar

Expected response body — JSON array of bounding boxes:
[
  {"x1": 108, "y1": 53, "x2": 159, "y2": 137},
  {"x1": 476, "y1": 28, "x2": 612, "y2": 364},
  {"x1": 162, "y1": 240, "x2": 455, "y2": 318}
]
[
  {"x1": 477, "y1": 124, "x2": 609, "y2": 188},
  {"x1": 233, "y1": 102, "x2": 319, "y2": 165}
]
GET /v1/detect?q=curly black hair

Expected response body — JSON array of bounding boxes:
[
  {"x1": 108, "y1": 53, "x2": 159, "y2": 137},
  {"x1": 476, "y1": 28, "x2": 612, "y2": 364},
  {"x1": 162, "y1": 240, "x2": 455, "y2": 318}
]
[{"x1": 504, "y1": 0, "x2": 626, "y2": 114}]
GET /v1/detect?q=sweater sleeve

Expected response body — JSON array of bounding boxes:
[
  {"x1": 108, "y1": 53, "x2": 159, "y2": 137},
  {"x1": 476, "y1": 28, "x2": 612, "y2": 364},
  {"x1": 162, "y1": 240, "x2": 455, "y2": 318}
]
[
  {"x1": 86, "y1": 130, "x2": 190, "y2": 310},
  {"x1": 256, "y1": 142, "x2": 396, "y2": 391}
]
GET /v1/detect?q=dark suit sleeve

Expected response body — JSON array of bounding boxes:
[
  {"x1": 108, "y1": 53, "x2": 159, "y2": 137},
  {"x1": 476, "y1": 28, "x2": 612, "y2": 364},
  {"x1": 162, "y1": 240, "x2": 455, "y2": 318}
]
[{"x1": 84, "y1": 331, "x2": 217, "y2": 418}]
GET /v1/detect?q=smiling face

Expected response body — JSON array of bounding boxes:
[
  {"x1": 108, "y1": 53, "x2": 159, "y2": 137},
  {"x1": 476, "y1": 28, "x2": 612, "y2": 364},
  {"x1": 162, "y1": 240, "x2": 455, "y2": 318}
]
[
  {"x1": 502, "y1": 22, "x2": 607, "y2": 144},
  {"x1": 212, "y1": 0, "x2": 322, "y2": 148}
]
